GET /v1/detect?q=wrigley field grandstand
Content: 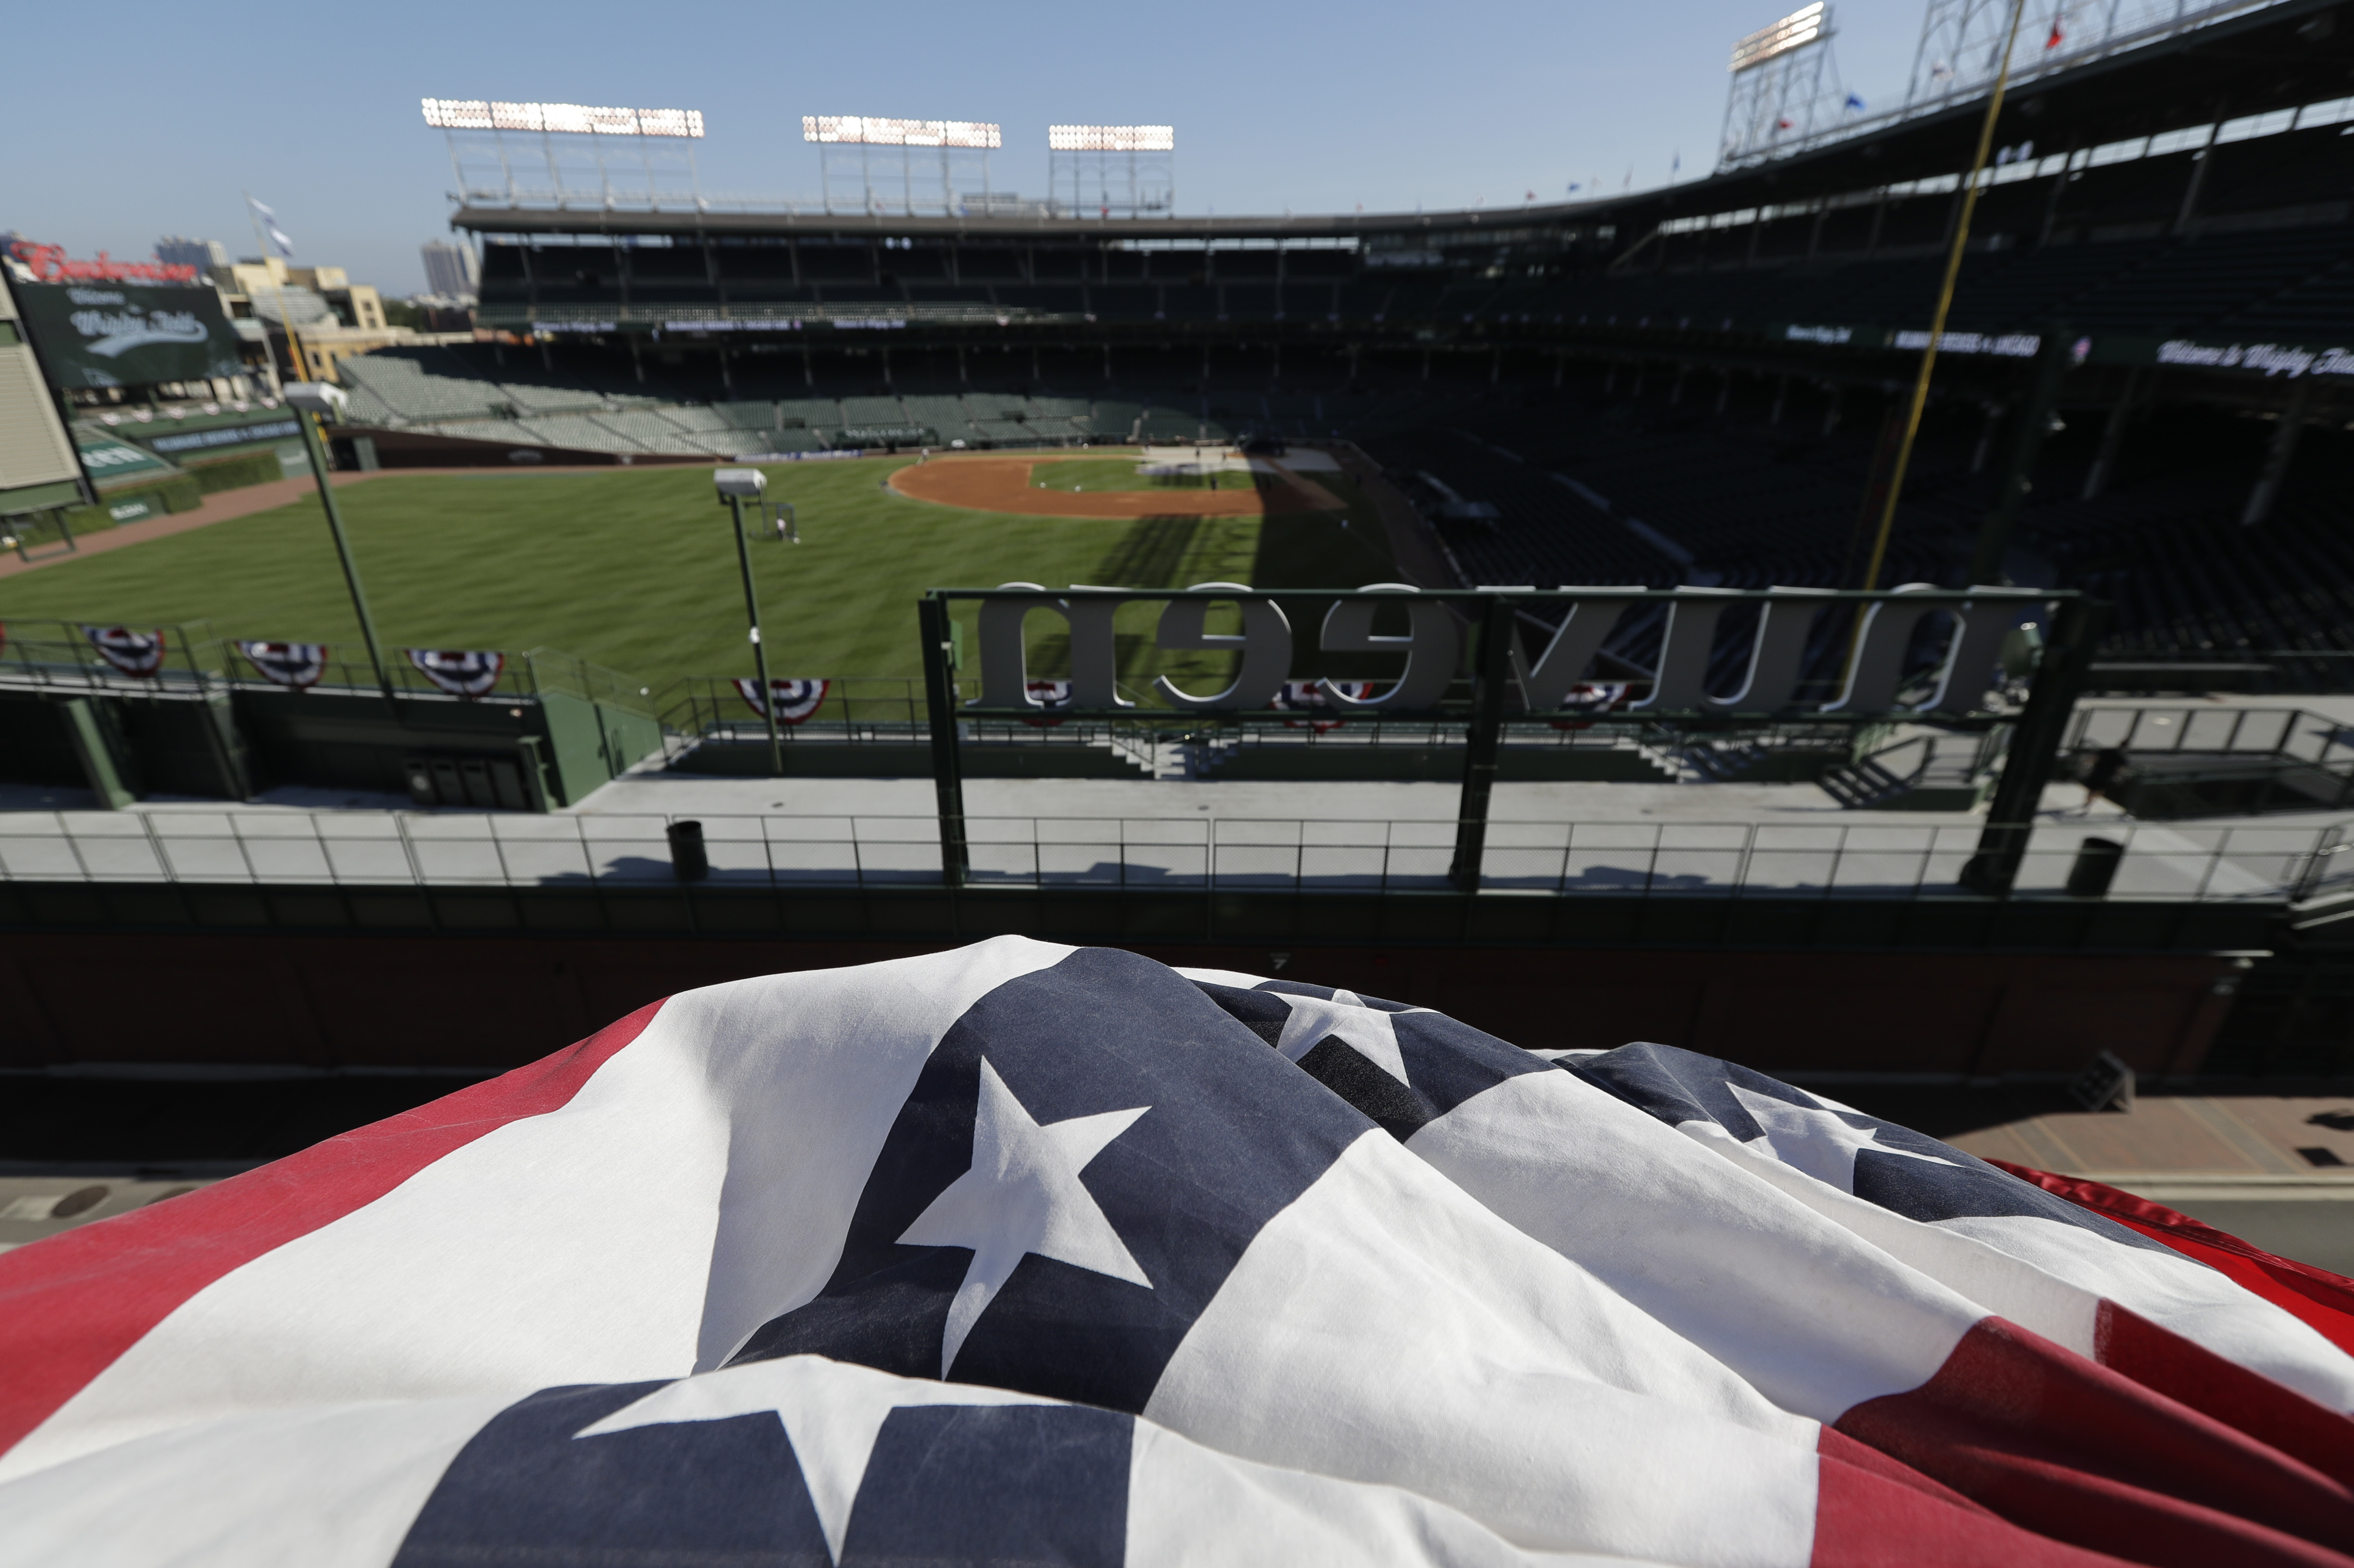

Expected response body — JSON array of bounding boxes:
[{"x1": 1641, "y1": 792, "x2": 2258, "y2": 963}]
[
  {"x1": 7, "y1": 0, "x2": 2354, "y2": 1190},
  {"x1": 374, "y1": 0, "x2": 2354, "y2": 680}
]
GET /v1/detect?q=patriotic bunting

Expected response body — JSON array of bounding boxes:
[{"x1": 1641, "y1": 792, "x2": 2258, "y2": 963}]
[
  {"x1": 404, "y1": 648, "x2": 506, "y2": 698},
  {"x1": 1273, "y1": 677, "x2": 1378, "y2": 731},
  {"x1": 1546, "y1": 680, "x2": 1630, "y2": 731},
  {"x1": 5, "y1": 943, "x2": 2354, "y2": 1567},
  {"x1": 1019, "y1": 678, "x2": 1071, "y2": 729},
  {"x1": 6, "y1": 943, "x2": 2354, "y2": 1562},
  {"x1": 236, "y1": 641, "x2": 330, "y2": 689},
  {"x1": 732, "y1": 677, "x2": 829, "y2": 725},
  {"x1": 81, "y1": 626, "x2": 166, "y2": 678}
]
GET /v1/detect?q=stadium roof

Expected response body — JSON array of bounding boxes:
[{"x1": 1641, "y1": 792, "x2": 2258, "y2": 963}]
[{"x1": 453, "y1": 0, "x2": 2352, "y2": 248}]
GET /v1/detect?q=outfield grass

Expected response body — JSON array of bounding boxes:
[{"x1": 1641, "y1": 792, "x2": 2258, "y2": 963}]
[{"x1": 0, "y1": 457, "x2": 1405, "y2": 700}]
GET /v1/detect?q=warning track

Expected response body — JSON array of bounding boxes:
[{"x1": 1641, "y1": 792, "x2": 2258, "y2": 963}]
[{"x1": 887, "y1": 455, "x2": 1342, "y2": 518}]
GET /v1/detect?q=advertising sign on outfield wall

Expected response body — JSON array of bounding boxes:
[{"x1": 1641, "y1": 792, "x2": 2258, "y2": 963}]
[{"x1": 13, "y1": 281, "x2": 245, "y2": 390}]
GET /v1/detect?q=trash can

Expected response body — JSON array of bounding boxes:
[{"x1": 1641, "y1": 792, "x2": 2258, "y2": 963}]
[
  {"x1": 2065, "y1": 836, "x2": 2125, "y2": 897},
  {"x1": 665, "y1": 819, "x2": 709, "y2": 883}
]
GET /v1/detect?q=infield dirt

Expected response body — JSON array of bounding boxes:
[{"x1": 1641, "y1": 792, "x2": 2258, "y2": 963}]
[{"x1": 888, "y1": 455, "x2": 1343, "y2": 518}]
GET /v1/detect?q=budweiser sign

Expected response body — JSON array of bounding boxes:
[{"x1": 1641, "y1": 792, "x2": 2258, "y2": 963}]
[{"x1": 7, "y1": 241, "x2": 200, "y2": 285}]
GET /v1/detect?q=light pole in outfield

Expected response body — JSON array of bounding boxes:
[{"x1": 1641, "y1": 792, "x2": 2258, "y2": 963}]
[
  {"x1": 281, "y1": 382, "x2": 395, "y2": 706},
  {"x1": 714, "y1": 467, "x2": 782, "y2": 775}
]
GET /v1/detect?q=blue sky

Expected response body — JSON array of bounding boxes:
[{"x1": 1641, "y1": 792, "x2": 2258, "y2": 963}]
[{"x1": 11, "y1": 1, "x2": 1930, "y2": 296}]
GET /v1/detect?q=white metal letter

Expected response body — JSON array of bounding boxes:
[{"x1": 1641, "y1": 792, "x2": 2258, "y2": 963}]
[
  {"x1": 1318, "y1": 585, "x2": 1463, "y2": 711},
  {"x1": 1152, "y1": 585, "x2": 1292, "y2": 712}
]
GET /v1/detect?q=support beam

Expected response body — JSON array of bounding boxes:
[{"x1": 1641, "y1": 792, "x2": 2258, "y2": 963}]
[
  {"x1": 918, "y1": 596, "x2": 969, "y2": 888},
  {"x1": 2244, "y1": 378, "x2": 2318, "y2": 527},
  {"x1": 727, "y1": 496, "x2": 781, "y2": 776},
  {"x1": 59, "y1": 698, "x2": 135, "y2": 810},
  {"x1": 1967, "y1": 330, "x2": 2074, "y2": 586},
  {"x1": 1970, "y1": 402, "x2": 2002, "y2": 473},
  {"x1": 2174, "y1": 107, "x2": 2226, "y2": 235},
  {"x1": 1961, "y1": 594, "x2": 2106, "y2": 897},
  {"x1": 2038, "y1": 140, "x2": 2081, "y2": 247},
  {"x1": 1449, "y1": 597, "x2": 1514, "y2": 894},
  {"x1": 2082, "y1": 369, "x2": 2141, "y2": 500},
  {"x1": 295, "y1": 410, "x2": 395, "y2": 709}
]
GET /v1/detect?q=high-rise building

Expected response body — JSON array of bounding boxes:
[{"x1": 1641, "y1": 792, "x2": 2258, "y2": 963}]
[
  {"x1": 420, "y1": 239, "x2": 479, "y2": 298},
  {"x1": 156, "y1": 236, "x2": 229, "y2": 273}
]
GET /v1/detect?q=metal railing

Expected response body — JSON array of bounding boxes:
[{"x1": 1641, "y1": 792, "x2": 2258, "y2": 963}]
[
  {"x1": 0, "y1": 623, "x2": 653, "y2": 715},
  {"x1": 2067, "y1": 704, "x2": 2354, "y2": 766},
  {"x1": 1, "y1": 810, "x2": 2336, "y2": 904}
]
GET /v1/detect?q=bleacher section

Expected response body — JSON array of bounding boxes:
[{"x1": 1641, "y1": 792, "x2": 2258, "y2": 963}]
[{"x1": 335, "y1": 342, "x2": 1292, "y2": 458}]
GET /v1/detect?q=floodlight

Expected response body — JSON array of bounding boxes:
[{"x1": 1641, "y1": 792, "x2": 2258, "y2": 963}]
[
  {"x1": 713, "y1": 468, "x2": 768, "y2": 499},
  {"x1": 801, "y1": 116, "x2": 1001, "y2": 149},
  {"x1": 1729, "y1": 3, "x2": 1828, "y2": 72},
  {"x1": 281, "y1": 383, "x2": 350, "y2": 420},
  {"x1": 1047, "y1": 125, "x2": 1175, "y2": 153},
  {"x1": 421, "y1": 99, "x2": 705, "y2": 137}
]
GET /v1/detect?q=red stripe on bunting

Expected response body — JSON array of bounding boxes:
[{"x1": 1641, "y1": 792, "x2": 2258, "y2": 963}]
[
  {"x1": 2095, "y1": 1302, "x2": 2354, "y2": 1491},
  {"x1": 1812, "y1": 1428, "x2": 2140, "y2": 1567},
  {"x1": 1993, "y1": 1159, "x2": 2354, "y2": 1357},
  {"x1": 1836, "y1": 1316, "x2": 2354, "y2": 1568},
  {"x1": 0, "y1": 1000, "x2": 666, "y2": 1461}
]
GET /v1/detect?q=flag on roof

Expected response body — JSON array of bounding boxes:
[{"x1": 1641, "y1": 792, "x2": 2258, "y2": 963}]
[
  {"x1": 4, "y1": 939, "x2": 2353, "y2": 1566},
  {"x1": 1845, "y1": 91, "x2": 1867, "y2": 111},
  {"x1": 2048, "y1": 20, "x2": 2066, "y2": 47},
  {"x1": 246, "y1": 195, "x2": 293, "y2": 259}
]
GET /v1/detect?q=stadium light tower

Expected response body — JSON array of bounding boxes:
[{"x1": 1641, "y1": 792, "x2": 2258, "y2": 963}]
[
  {"x1": 280, "y1": 382, "x2": 395, "y2": 707},
  {"x1": 1047, "y1": 126, "x2": 1175, "y2": 218},
  {"x1": 713, "y1": 468, "x2": 782, "y2": 775},
  {"x1": 802, "y1": 117, "x2": 1002, "y2": 217},
  {"x1": 421, "y1": 99, "x2": 706, "y2": 211},
  {"x1": 1718, "y1": 5, "x2": 1848, "y2": 168}
]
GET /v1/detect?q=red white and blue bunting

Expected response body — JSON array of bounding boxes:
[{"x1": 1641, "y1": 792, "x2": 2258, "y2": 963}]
[
  {"x1": 82, "y1": 626, "x2": 166, "y2": 678},
  {"x1": 733, "y1": 677, "x2": 829, "y2": 725},
  {"x1": 1018, "y1": 679, "x2": 1072, "y2": 729},
  {"x1": 404, "y1": 648, "x2": 506, "y2": 699},
  {"x1": 237, "y1": 641, "x2": 330, "y2": 689},
  {"x1": 1273, "y1": 678, "x2": 1377, "y2": 732},
  {"x1": 1546, "y1": 681, "x2": 1630, "y2": 731}
]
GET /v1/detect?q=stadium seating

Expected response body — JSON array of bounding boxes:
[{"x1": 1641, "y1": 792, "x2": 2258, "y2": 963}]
[{"x1": 337, "y1": 350, "x2": 507, "y2": 423}]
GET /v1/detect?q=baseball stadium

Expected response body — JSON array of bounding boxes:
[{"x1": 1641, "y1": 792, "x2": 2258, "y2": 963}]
[
  {"x1": 4, "y1": 0, "x2": 2354, "y2": 1171},
  {"x1": 19, "y1": 5, "x2": 2354, "y2": 1562}
]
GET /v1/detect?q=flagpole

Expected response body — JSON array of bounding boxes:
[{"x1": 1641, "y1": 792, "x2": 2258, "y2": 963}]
[
  {"x1": 243, "y1": 192, "x2": 309, "y2": 387},
  {"x1": 1848, "y1": 0, "x2": 2029, "y2": 621}
]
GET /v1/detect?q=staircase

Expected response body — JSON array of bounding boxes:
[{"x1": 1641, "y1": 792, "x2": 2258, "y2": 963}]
[{"x1": 1820, "y1": 735, "x2": 1995, "y2": 811}]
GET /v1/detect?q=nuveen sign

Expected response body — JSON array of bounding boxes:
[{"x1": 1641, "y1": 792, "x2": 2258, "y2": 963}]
[{"x1": 917, "y1": 585, "x2": 2103, "y2": 894}]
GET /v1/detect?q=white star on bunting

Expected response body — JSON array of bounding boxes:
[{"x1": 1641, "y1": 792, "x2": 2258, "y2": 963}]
[
  {"x1": 1728, "y1": 1083, "x2": 1961, "y2": 1194},
  {"x1": 1269, "y1": 990, "x2": 1413, "y2": 1086},
  {"x1": 897, "y1": 1058, "x2": 1152, "y2": 1378},
  {"x1": 577, "y1": 1355, "x2": 1060, "y2": 1565}
]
